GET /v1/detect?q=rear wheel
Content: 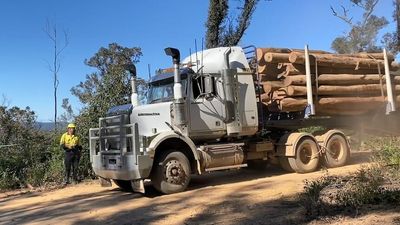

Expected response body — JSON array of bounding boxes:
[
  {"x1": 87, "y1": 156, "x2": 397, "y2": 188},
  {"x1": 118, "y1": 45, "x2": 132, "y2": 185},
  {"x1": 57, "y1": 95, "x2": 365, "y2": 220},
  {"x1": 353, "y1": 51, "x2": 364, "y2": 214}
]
[
  {"x1": 288, "y1": 137, "x2": 320, "y2": 173},
  {"x1": 323, "y1": 134, "x2": 350, "y2": 168},
  {"x1": 113, "y1": 179, "x2": 133, "y2": 192},
  {"x1": 151, "y1": 151, "x2": 191, "y2": 194}
]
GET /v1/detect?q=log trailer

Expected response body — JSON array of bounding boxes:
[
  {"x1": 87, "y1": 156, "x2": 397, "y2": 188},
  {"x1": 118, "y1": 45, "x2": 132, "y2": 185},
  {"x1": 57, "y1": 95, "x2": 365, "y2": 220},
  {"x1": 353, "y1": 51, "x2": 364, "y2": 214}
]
[{"x1": 89, "y1": 46, "x2": 400, "y2": 194}]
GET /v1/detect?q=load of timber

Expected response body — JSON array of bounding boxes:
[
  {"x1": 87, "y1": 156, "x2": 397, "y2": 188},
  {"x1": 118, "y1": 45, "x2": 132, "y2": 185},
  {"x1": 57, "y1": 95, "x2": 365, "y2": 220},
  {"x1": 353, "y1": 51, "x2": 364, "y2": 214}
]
[{"x1": 256, "y1": 47, "x2": 400, "y2": 116}]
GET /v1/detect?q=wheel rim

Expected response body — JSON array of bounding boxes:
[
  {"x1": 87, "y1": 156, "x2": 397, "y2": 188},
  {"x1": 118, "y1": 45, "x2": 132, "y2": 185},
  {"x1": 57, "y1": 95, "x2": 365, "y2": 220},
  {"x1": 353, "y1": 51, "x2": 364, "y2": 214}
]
[
  {"x1": 299, "y1": 143, "x2": 312, "y2": 164},
  {"x1": 164, "y1": 159, "x2": 186, "y2": 185},
  {"x1": 327, "y1": 137, "x2": 344, "y2": 160}
]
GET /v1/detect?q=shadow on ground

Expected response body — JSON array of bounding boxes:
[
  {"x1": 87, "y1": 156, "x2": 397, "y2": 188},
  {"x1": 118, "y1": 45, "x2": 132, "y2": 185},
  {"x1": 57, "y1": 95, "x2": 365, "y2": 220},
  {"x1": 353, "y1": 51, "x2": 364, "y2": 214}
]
[{"x1": 0, "y1": 151, "x2": 379, "y2": 225}]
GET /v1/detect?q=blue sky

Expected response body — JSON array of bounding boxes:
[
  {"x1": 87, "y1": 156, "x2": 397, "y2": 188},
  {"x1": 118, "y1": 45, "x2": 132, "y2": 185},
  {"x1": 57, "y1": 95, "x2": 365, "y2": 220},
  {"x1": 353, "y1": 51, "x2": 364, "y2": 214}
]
[{"x1": 0, "y1": 0, "x2": 395, "y2": 121}]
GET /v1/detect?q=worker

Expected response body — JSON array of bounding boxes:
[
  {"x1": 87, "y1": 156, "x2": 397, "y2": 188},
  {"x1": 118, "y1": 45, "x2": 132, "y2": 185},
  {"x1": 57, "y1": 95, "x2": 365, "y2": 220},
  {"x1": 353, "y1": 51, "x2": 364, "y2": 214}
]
[{"x1": 60, "y1": 123, "x2": 82, "y2": 184}]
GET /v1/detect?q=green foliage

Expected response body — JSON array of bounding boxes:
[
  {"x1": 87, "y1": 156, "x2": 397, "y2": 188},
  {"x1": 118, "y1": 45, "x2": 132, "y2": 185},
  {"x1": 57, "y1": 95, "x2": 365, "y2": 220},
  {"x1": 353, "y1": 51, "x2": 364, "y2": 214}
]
[
  {"x1": 70, "y1": 43, "x2": 143, "y2": 179},
  {"x1": 331, "y1": 0, "x2": 391, "y2": 53},
  {"x1": 298, "y1": 126, "x2": 325, "y2": 135},
  {"x1": 336, "y1": 167, "x2": 384, "y2": 207},
  {"x1": 301, "y1": 175, "x2": 335, "y2": 217},
  {"x1": 0, "y1": 106, "x2": 56, "y2": 189},
  {"x1": 301, "y1": 138, "x2": 400, "y2": 218},
  {"x1": 367, "y1": 137, "x2": 400, "y2": 173},
  {"x1": 205, "y1": 0, "x2": 259, "y2": 48}
]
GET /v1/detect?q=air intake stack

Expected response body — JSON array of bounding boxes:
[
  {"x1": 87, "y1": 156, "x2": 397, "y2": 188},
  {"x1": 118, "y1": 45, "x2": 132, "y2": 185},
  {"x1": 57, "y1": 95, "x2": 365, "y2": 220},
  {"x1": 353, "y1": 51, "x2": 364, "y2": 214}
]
[{"x1": 165, "y1": 47, "x2": 186, "y2": 131}]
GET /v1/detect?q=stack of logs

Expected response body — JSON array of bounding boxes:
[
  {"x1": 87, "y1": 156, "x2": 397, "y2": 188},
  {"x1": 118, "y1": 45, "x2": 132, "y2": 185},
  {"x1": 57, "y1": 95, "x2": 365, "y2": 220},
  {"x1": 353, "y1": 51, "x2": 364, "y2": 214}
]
[{"x1": 256, "y1": 47, "x2": 400, "y2": 115}]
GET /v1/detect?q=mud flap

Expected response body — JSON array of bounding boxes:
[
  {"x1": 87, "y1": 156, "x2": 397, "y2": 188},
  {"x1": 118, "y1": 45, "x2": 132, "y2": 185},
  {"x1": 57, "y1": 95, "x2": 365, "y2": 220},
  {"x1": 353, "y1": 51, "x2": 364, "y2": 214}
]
[
  {"x1": 99, "y1": 177, "x2": 112, "y2": 187},
  {"x1": 131, "y1": 179, "x2": 145, "y2": 194}
]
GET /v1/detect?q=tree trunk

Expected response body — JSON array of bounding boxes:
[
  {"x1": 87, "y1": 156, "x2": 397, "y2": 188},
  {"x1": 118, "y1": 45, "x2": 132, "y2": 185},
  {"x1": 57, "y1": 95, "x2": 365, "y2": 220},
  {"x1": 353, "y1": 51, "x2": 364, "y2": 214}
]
[
  {"x1": 256, "y1": 48, "x2": 292, "y2": 62},
  {"x1": 283, "y1": 74, "x2": 400, "y2": 86},
  {"x1": 278, "y1": 84, "x2": 400, "y2": 97},
  {"x1": 264, "y1": 53, "x2": 291, "y2": 63},
  {"x1": 281, "y1": 63, "x2": 383, "y2": 77},
  {"x1": 262, "y1": 81, "x2": 285, "y2": 93},
  {"x1": 277, "y1": 96, "x2": 395, "y2": 114},
  {"x1": 278, "y1": 98, "x2": 308, "y2": 111},
  {"x1": 289, "y1": 52, "x2": 386, "y2": 70}
]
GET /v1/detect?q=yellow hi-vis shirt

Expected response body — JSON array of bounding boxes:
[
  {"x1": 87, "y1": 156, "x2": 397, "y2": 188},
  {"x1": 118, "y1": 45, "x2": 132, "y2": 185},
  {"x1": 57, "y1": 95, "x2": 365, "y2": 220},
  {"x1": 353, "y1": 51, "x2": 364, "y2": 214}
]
[{"x1": 60, "y1": 132, "x2": 80, "y2": 149}]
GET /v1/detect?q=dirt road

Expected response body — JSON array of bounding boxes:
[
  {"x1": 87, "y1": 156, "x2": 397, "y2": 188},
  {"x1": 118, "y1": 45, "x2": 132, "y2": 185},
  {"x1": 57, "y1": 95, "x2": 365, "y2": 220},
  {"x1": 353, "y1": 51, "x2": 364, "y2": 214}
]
[{"x1": 1, "y1": 151, "x2": 398, "y2": 225}]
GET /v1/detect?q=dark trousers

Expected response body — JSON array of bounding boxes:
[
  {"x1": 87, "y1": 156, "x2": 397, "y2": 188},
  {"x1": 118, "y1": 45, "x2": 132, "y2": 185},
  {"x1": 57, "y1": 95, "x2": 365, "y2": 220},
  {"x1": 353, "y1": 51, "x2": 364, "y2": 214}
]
[{"x1": 65, "y1": 149, "x2": 80, "y2": 182}]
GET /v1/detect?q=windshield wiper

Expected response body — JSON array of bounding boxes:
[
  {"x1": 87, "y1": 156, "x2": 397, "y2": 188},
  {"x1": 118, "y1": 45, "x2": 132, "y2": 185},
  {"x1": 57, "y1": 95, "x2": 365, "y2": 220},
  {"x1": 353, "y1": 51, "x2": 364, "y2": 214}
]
[{"x1": 150, "y1": 98, "x2": 162, "y2": 103}]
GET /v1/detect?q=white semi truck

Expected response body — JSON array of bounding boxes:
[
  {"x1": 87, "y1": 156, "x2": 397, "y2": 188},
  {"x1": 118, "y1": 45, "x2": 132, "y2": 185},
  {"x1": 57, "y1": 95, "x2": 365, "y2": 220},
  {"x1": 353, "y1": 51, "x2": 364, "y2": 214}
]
[{"x1": 89, "y1": 46, "x2": 398, "y2": 194}]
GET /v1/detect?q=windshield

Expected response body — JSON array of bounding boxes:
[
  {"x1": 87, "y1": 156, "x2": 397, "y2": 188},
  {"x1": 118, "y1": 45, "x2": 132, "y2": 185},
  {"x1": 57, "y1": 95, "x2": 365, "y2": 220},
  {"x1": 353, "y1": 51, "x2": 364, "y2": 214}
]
[{"x1": 147, "y1": 79, "x2": 187, "y2": 104}]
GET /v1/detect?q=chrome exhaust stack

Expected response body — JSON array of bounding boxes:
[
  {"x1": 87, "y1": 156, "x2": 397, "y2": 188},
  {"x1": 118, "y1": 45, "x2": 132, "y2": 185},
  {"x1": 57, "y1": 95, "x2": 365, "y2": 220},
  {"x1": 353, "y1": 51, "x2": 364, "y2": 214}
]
[
  {"x1": 221, "y1": 48, "x2": 241, "y2": 136},
  {"x1": 165, "y1": 47, "x2": 186, "y2": 131},
  {"x1": 125, "y1": 64, "x2": 139, "y2": 107}
]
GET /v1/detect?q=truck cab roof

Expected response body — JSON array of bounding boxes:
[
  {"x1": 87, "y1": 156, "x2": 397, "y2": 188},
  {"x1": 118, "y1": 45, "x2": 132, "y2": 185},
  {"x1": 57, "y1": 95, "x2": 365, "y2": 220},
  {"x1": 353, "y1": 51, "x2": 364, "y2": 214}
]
[{"x1": 150, "y1": 67, "x2": 194, "y2": 84}]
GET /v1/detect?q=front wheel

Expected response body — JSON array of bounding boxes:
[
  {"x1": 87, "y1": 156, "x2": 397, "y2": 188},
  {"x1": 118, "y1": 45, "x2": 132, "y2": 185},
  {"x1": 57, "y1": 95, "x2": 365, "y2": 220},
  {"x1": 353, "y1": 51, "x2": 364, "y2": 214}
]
[
  {"x1": 151, "y1": 151, "x2": 191, "y2": 194},
  {"x1": 113, "y1": 179, "x2": 133, "y2": 192}
]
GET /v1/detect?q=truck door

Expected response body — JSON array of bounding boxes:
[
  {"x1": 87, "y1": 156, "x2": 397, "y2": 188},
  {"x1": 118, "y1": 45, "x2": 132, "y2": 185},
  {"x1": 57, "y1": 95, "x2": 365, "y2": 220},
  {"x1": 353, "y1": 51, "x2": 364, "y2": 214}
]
[{"x1": 188, "y1": 75, "x2": 226, "y2": 139}]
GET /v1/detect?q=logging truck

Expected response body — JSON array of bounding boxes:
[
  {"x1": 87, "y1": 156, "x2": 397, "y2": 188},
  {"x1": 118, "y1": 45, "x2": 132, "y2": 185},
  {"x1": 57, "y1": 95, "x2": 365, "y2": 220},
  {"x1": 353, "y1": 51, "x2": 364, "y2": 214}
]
[{"x1": 89, "y1": 46, "x2": 400, "y2": 194}]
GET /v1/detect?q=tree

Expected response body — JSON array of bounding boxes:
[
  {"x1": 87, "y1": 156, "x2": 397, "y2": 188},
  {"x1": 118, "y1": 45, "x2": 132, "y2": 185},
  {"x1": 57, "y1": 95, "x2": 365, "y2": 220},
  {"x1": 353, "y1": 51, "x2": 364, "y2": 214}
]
[
  {"x1": 331, "y1": 0, "x2": 389, "y2": 54},
  {"x1": 0, "y1": 106, "x2": 53, "y2": 189},
  {"x1": 205, "y1": 0, "x2": 260, "y2": 49},
  {"x1": 382, "y1": 0, "x2": 400, "y2": 54},
  {"x1": 44, "y1": 19, "x2": 69, "y2": 131},
  {"x1": 58, "y1": 98, "x2": 74, "y2": 123},
  {"x1": 71, "y1": 43, "x2": 143, "y2": 177}
]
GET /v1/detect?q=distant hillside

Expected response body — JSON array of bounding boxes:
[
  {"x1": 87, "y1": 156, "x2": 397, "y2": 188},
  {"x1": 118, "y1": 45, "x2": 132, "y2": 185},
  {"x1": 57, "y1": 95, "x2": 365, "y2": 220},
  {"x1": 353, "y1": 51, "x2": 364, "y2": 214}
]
[{"x1": 36, "y1": 122, "x2": 68, "y2": 131}]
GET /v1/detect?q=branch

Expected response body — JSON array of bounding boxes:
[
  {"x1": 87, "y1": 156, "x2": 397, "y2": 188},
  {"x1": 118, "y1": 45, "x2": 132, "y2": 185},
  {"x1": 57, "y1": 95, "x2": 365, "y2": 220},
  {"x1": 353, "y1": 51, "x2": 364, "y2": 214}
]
[
  {"x1": 331, "y1": 5, "x2": 354, "y2": 26},
  {"x1": 56, "y1": 29, "x2": 69, "y2": 57},
  {"x1": 361, "y1": 0, "x2": 379, "y2": 28}
]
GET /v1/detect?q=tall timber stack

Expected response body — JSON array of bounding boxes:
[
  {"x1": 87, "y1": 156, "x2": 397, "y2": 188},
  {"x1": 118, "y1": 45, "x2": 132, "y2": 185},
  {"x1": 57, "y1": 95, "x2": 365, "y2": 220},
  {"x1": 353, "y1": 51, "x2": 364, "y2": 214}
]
[{"x1": 256, "y1": 47, "x2": 400, "y2": 115}]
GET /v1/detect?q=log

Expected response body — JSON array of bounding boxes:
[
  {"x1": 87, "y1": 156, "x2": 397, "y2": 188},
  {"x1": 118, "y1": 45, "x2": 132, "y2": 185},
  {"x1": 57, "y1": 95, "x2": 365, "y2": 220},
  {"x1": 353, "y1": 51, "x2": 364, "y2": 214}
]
[
  {"x1": 264, "y1": 53, "x2": 291, "y2": 63},
  {"x1": 256, "y1": 48, "x2": 292, "y2": 62},
  {"x1": 279, "y1": 84, "x2": 400, "y2": 97},
  {"x1": 289, "y1": 52, "x2": 385, "y2": 70},
  {"x1": 290, "y1": 49, "x2": 331, "y2": 54},
  {"x1": 262, "y1": 81, "x2": 286, "y2": 93},
  {"x1": 260, "y1": 93, "x2": 271, "y2": 102},
  {"x1": 340, "y1": 52, "x2": 394, "y2": 61},
  {"x1": 259, "y1": 73, "x2": 280, "y2": 82},
  {"x1": 278, "y1": 96, "x2": 390, "y2": 114},
  {"x1": 257, "y1": 63, "x2": 282, "y2": 75},
  {"x1": 256, "y1": 48, "x2": 333, "y2": 63},
  {"x1": 279, "y1": 98, "x2": 308, "y2": 111},
  {"x1": 283, "y1": 74, "x2": 400, "y2": 86},
  {"x1": 318, "y1": 96, "x2": 385, "y2": 108},
  {"x1": 282, "y1": 63, "x2": 382, "y2": 76}
]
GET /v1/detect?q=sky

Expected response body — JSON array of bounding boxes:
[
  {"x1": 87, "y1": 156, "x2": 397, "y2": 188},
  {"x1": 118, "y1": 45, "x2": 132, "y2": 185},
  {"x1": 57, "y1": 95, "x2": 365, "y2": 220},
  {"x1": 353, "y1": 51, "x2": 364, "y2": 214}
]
[{"x1": 0, "y1": 0, "x2": 396, "y2": 122}]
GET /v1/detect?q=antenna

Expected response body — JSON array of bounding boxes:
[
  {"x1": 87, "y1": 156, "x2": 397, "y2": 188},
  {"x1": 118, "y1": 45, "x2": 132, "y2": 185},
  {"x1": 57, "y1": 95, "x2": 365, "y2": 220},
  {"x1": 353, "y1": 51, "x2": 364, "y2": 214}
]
[
  {"x1": 189, "y1": 48, "x2": 192, "y2": 67},
  {"x1": 195, "y1": 39, "x2": 198, "y2": 70},
  {"x1": 147, "y1": 64, "x2": 151, "y2": 80},
  {"x1": 201, "y1": 38, "x2": 204, "y2": 76}
]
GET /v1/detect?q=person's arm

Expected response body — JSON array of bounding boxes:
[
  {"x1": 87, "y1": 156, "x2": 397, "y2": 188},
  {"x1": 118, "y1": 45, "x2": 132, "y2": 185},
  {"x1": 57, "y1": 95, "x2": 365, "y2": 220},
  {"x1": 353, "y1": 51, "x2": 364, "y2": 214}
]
[{"x1": 60, "y1": 134, "x2": 69, "y2": 150}]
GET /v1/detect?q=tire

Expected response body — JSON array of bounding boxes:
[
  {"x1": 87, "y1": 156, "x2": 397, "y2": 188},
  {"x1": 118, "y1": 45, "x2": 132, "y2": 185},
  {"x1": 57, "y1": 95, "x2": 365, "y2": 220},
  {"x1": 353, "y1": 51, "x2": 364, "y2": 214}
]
[
  {"x1": 151, "y1": 151, "x2": 191, "y2": 194},
  {"x1": 288, "y1": 137, "x2": 320, "y2": 173},
  {"x1": 113, "y1": 179, "x2": 133, "y2": 192},
  {"x1": 279, "y1": 157, "x2": 294, "y2": 172},
  {"x1": 323, "y1": 134, "x2": 350, "y2": 168}
]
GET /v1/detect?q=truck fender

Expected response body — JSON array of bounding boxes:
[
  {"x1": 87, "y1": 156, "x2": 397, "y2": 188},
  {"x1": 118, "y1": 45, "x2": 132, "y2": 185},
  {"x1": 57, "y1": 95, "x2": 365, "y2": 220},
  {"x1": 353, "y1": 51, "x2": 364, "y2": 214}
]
[
  {"x1": 276, "y1": 132, "x2": 318, "y2": 157},
  {"x1": 315, "y1": 130, "x2": 349, "y2": 153},
  {"x1": 147, "y1": 131, "x2": 202, "y2": 174}
]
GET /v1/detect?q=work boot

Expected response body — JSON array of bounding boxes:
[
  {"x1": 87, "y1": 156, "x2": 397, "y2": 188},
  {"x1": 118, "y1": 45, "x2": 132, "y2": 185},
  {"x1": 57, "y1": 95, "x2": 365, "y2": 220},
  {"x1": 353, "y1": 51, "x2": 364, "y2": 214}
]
[{"x1": 64, "y1": 176, "x2": 71, "y2": 185}]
